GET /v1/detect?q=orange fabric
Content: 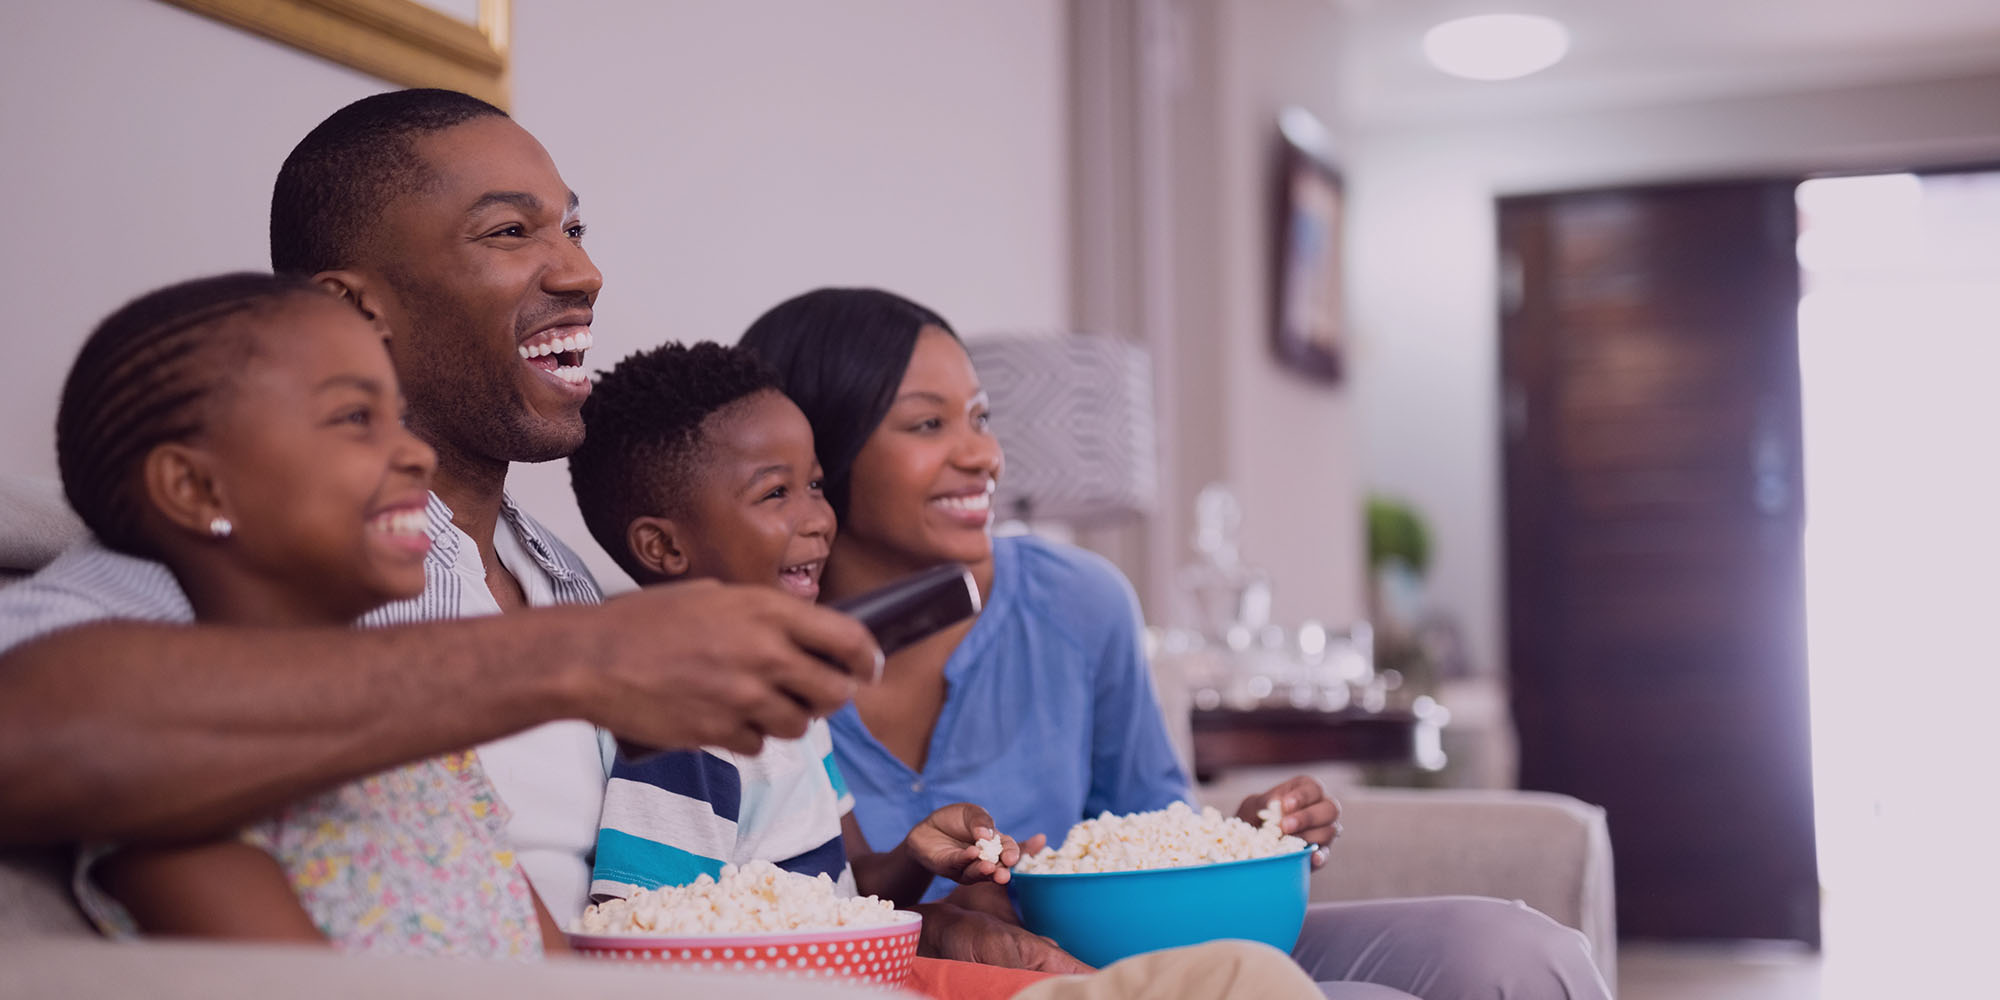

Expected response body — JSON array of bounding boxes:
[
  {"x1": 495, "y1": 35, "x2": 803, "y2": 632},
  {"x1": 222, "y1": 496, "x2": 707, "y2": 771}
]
[{"x1": 904, "y1": 956, "x2": 1061, "y2": 1000}]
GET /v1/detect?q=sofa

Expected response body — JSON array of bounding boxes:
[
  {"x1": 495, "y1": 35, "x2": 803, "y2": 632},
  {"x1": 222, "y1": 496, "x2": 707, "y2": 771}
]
[{"x1": 0, "y1": 473, "x2": 1615, "y2": 995}]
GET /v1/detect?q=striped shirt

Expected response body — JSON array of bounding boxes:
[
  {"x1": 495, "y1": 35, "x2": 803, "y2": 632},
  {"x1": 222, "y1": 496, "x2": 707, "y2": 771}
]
[
  {"x1": 360, "y1": 493, "x2": 601, "y2": 625},
  {"x1": 592, "y1": 720, "x2": 857, "y2": 901},
  {"x1": 0, "y1": 492, "x2": 612, "y2": 923},
  {"x1": 362, "y1": 493, "x2": 609, "y2": 924},
  {"x1": 0, "y1": 492, "x2": 600, "y2": 656}
]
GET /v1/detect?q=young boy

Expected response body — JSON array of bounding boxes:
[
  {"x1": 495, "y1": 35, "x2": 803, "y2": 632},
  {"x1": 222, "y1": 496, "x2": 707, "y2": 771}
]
[{"x1": 567, "y1": 341, "x2": 1028, "y2": 908}]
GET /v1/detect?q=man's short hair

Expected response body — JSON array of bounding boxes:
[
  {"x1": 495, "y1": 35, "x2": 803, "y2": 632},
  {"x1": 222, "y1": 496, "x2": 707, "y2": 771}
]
[
  {"x1": 569, "y1": 342, "x2": 782, "y2": 584},
  {"x1": 270, "y1": 88, "x2": 507, "y2": 275}
]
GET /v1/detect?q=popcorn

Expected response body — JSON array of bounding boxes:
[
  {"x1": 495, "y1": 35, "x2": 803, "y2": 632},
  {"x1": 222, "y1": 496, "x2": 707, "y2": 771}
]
[
  {"x1": 1015, "y1": 800, "x2": 1309, "y2": 875},
  {"x1": 1257, "y1": 798, "x2": 1285, "y2": 830},
  {"x1": 974, "y1": 835, "x2": 1005, "y2": 866},
  {"x1": 573, "y1": 860, "x2": 898, "y2": 935}
]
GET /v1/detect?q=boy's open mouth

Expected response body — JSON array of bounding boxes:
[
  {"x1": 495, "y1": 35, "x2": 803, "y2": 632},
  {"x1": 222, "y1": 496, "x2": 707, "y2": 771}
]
[{"x1": 779, "y1": 558, "x2": 824, "y2": 600}]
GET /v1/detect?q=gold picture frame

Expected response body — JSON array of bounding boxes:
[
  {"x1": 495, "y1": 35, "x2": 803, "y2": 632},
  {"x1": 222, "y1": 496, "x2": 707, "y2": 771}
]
[{"x1": 160, "y1": 0, "x2": 511, "y2": 109}]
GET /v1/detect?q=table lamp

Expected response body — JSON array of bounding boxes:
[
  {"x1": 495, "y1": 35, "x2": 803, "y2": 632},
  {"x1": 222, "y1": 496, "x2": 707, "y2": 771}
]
[{"x1": 965, "y1": 332, "x2": 1158, "y2": 527}]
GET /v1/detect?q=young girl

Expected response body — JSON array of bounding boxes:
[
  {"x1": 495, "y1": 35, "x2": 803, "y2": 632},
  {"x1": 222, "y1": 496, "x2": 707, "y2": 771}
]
[{"x1": 58, "y1": 272, "x2": 561, "y2": 958}]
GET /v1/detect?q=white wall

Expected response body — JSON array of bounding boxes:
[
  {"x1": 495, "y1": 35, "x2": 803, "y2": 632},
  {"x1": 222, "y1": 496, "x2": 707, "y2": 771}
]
[
  {"x1": 2, "y1": 0, "x2": 384, "y2": 480},
  {"x1": 507, "y1": 0, "x2": 1069, "y2": 586},
  {"x1": 1209, "y1": 0, "x2": 1367, "y2": 629},
  {"x1": 1, "y1": 0, "x2": 1070, "y2": 589},
  {"x1": 1344, "y1": 72, "x2": 2000, "y2": 679}
]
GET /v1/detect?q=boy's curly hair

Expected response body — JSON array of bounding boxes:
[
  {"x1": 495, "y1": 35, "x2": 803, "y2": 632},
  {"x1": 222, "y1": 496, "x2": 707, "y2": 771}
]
[{"x1": 569, "y1": 341, "x2": 780, "y2": 584}]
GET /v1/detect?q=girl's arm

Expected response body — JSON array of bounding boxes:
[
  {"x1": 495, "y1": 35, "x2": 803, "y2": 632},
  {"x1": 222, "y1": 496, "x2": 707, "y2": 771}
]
[
  {"x1": 96, "y1": 839, "x2": 323, "y2": 942},
  {"x1": 530, "y1": 882, "x2": 570, "y2": 955}
]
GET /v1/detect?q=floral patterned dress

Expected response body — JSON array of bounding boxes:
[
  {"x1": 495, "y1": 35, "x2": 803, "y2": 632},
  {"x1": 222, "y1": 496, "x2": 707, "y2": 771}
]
[{"x1": 78, "y1": 750, "x2": 542, "y2": 959}]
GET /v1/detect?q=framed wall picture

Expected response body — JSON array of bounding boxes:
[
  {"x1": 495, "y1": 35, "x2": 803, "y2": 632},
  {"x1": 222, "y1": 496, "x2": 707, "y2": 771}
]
[
  {"x1": 1272, "y1": 106, "x2": 1344, "y2": 382},
  {"x1": 159, "y1": 0, "x2": 512, "y2": 109}
]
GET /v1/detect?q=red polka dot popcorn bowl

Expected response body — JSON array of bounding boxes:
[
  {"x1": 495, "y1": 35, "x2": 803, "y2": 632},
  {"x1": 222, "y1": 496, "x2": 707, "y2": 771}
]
[{"x1": 567, "y1": 911, "x2": 923, "y2": 988}]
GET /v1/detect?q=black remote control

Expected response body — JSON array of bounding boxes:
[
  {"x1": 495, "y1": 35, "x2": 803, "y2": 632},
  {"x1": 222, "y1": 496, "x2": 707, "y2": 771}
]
[
  {"x1": 829, "y1": 563, "x2": 982, "y2": 674},
  {"x1": 617, "y1": 564, "x2": 981, "y2": 762}
]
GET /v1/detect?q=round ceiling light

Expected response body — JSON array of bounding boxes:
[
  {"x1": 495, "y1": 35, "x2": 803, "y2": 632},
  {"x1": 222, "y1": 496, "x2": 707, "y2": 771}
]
[{"x1": 1423, "y1": 14, "x2": 1571, "y2": 81}]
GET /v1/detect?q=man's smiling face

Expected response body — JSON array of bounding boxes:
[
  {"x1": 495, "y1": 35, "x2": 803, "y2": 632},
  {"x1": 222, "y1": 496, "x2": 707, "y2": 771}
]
[{"x1": 367, "y1": 115, "x2": 602, "y2": 470}]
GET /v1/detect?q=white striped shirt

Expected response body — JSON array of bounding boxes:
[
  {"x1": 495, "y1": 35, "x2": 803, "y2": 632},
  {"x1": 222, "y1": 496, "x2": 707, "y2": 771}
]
[{"x1": 0, "y1": 492, "x2": 601, "y2": 648}]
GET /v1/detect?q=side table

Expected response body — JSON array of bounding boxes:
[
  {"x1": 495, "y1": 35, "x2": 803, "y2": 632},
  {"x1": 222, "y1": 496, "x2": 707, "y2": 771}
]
[{"x1": 1189, "y1": 702, "x2": 1448, "y2": 783}]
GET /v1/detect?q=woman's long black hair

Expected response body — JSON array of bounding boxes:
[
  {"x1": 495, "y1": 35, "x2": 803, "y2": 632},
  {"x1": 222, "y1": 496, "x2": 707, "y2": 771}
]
[{"x1": 737, "y1": 287, "x2": 957, "y2": 522}]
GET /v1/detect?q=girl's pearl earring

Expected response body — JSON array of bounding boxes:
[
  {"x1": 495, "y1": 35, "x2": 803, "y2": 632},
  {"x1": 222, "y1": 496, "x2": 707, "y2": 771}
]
[{"x1": 208, "y1": 517, "x2": 233, "y2": 539}]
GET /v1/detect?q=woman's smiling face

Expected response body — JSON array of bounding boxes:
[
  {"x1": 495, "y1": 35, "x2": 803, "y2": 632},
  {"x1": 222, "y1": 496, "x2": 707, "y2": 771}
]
[{"x1": 838, "y1": 327, "x2": 1004, "y2": 574}]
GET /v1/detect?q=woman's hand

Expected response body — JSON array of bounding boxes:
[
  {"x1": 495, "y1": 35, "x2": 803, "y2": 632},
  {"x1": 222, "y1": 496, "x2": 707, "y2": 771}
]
[
  {"x1": 1236, "y1": 774, "x2": 1342, "y2": 870},
  {"x1": 906, "y1": 802, "x2": 1046, "y2": 885}
]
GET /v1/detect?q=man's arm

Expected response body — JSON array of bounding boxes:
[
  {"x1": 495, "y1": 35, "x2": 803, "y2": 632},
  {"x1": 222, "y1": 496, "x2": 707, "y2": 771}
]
[{"x1": 0, "y1": 580, "x2": 876, "y2": 846}]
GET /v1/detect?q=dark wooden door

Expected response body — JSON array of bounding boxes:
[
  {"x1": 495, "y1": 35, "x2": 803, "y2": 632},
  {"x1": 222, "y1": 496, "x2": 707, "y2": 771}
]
[{"x1": 1500, "y1": 181, "x2": 1819, "y2": 944}]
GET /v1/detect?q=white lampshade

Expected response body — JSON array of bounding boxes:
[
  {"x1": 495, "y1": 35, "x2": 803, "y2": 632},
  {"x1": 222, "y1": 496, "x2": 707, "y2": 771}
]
[{"x1": 966, "y1": 332, "x2": 1158, "y2": 527}]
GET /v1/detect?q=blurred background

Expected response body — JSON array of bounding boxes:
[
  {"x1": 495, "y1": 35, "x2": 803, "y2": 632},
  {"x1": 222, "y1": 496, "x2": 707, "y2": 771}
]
[{"x1": 4, "y1": 1, "x2": 1997, "y2": 995}]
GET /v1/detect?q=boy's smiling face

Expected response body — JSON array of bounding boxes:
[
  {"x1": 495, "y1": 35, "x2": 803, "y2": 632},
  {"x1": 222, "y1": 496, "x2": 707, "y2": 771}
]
[{"x1": 667, "y1": 389, "x2": 835, "y2": 600}]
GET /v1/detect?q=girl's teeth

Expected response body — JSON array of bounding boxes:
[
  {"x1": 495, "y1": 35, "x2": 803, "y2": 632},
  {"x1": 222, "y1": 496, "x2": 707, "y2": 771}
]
[{"x1": 370, "y1": 509, "x2": 428, "y2": 536}]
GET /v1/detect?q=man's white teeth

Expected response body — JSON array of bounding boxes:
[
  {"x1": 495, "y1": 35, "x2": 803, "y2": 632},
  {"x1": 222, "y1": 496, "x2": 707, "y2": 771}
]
[
  {"x1": 518, "y1": 330, "x2": 595, "y2": 359},
  {"x1": 368, "y1": 509, "x2": 427, "y2": 536},
  {"x1": 935, "y1": 493, "x2": 992, "y2": 513},
  {"x1": 553, "y1": 365, "x2": 587, "y2": 385}
]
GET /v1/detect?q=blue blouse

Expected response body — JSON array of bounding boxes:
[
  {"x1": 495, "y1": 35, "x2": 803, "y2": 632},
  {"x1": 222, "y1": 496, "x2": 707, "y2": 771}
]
[{"x1": 829, "y1": 534, "x2": 1192, "y2": 901}]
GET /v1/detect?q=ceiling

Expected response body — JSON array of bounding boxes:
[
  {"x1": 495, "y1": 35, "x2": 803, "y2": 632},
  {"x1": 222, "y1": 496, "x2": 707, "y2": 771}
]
[{"x1": 1334, "y1": 0, "x2": 2000, "y2": 126}]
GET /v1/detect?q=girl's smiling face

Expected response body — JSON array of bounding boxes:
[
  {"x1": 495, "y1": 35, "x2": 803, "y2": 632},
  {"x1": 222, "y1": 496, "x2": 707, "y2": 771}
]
[
  {"x1": 837, "y1": 327, "x2": 1003, "y2": 577},
  {"x1": 197, "y1": 296, "x2": 437, "y2": 624}
]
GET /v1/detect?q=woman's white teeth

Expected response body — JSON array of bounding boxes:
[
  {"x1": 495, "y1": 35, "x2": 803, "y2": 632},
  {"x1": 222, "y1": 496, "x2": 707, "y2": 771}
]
[
  {"x1": 517, "y1": 330, "x2": 595, "y2": 359},
  {"x1": 935, "y1": 493, "x2": 992, "y2": 513},
  {"x1": 368, "y1": 509, "x2": 428, "y2": 536}
]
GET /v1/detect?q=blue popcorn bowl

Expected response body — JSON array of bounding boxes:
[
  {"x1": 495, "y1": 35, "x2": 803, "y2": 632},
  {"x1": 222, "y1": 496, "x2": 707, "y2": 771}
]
[{"x1": 1004, "y1": 847, "x2": 1313, "y2": 968}]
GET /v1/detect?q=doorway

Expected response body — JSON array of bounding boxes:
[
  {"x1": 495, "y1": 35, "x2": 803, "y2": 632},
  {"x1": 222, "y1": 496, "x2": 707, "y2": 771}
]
[
  {"x1": 1500, "y1": 180, "x2": 1819, "y2": 944},
  {"x1": 1502, "y1": 169, "x2": 2000, "y2": 951},
  {"x1": 1796, "y1": 169, "x2": 2000, "y2": 975}
]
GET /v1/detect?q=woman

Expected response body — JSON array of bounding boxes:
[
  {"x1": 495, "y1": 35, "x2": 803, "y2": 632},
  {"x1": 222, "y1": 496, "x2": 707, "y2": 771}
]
[{"x1": 741, "y1": 287, "x2": 1610, "y2": 999}]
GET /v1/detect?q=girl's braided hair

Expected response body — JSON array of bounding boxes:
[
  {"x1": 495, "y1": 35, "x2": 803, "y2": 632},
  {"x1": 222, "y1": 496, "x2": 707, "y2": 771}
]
[{"x1": 56, "y1": 272, "x2": 332, "y2": 557}]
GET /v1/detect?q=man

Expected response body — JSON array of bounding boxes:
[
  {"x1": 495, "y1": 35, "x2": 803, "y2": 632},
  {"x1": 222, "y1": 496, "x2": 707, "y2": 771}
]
[{"x1": 0, "y1": 90, "x2": 877, "y2": 918}]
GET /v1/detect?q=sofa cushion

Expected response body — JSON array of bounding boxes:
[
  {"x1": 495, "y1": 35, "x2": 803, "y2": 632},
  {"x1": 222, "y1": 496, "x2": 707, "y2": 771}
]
[
  {"x1": 0, "y1": 474, "x2": 87, "y2": 575},
  {"x1": 1, "y1": 936, "x2": 888, "y2": 999},
  {"x1": 0, "y1": 847, "x2": 90, "y2": 938}
]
